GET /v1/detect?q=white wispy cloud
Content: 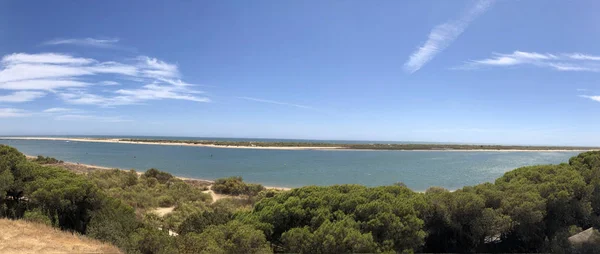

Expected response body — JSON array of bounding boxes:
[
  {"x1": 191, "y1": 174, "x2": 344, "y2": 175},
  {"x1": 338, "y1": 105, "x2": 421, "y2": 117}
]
[
  {"x1": 2, "y1": 53, "x2": 95, "y2": 65},
  {"x1": 58, "y1": 84, "x2": 209, "y2": 107},
  {"x1": 403, "y1": 0, "x2": 494, "y2": 73},
  {"x1": 43, "y1": 107, "x2": 80, "y2": 113},
  {"x1": 44, "y1": 38, "x2": 120, "y2": 48},
  {"x1": 54, "y1": 114, "x2": 131, "y2": 122},
  {"x1": 0, "y1": 107, "x2": 126, "y2": 121},
  {"x1": 0, "y1": 108, "x2": 30, "y2": 117},
  {"x1": 567, "y1": 53, "x2": 600, "y2": 61},
  {"x1": 237, "y1": 96, "x2": 315, "y2": 110},
  {"x1": 0, "y1": 80, "x2": 88, "y2": 90},
  {"x1": 137, "y1": 56, "x2": 180, "y2": 79},
  {"x1": 115, "y1": 84, "x2": 209, "y2": 103},
  {"x1": 0, "y1": 91, "x2": 45, "y2": 102},
  {"x1": 0, "y1": 52, "x2": 208, "y2": 106},
  {"x1": 461, "y1": 51, "x2": 600, "y2": 72},
  {"x1": 580, "y1": 95, "x2": 600, "y2": 102},
  {"x1": 99, "y1": 81, "x2": 120, "y2": 86},
  {"x1": 58, "y1": 91, "x2": 117, "y2": 106}
]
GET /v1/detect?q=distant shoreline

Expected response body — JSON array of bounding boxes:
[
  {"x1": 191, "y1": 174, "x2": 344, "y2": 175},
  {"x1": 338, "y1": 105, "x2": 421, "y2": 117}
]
[
  {"x1": 3, "y1": 136, "x2": 598, "y2": 152},
  {"x1": 5, "y1": 136, "x2": 343, "y2": 150}
]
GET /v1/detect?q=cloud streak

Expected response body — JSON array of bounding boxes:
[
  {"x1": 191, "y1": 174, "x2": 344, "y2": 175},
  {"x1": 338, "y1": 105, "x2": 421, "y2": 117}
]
[
  {"x1": 54, "y1": 114, "x2": 131, "y2": 122},
  {"x1": 237, "y1": 97, "x2": 315, "y2": 110},
  {"x1": 580, "y1": 95, "x2": 600, "y2": 103},
  {"x1": 0, "y1": 91, "x2": 45, "y2": 102},
  {"x1": 461, "y1": 51, "x2": 600, "y2": 72},
  {"x1": 0, "y1": 108, "x2": 30, "y2": 117},
  {"x1": 44, "y1": 38, "x2": 120, "y2": 48},
  {"x1": 404, "y1": 0, "x2": 494, "y2": 73},
  {"x1": 43, "y1": 107, "x2": 81, "y2": 113}
]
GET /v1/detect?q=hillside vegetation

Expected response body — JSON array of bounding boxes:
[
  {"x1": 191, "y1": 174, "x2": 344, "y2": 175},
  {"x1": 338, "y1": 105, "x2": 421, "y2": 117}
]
[{"x1": 2, "y1": 144, "x2": 600, "y2": 253}]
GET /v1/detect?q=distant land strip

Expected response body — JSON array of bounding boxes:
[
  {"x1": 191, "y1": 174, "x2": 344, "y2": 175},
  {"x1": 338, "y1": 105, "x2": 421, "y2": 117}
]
[{"x1": 1, "y1": 137, "x2": 599, "y2": 151}]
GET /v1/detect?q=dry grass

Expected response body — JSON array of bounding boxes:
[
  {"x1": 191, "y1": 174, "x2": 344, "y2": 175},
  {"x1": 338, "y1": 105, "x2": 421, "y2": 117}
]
[{"x1": 0, "y1": 219, "x2": 121, "y2": 254}]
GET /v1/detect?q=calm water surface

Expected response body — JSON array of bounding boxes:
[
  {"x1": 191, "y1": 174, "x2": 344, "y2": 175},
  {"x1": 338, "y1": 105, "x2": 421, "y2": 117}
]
[{"x1": 0, "y1": 139, "x2": 579, "y2": 191}]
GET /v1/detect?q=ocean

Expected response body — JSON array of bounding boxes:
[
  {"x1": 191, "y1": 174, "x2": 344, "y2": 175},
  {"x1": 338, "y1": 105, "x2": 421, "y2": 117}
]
[{"x1": 0, "y1": 138, "x2": 580, "y2": 191}]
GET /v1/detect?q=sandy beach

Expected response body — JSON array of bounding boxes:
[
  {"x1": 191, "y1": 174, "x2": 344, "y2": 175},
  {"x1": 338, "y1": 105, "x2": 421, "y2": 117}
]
[
  {"x1": 5, "y1": 136, "x2": 597, "y2": 152},
  {"x1": 4, "y1": 137, "x2": 343, "y2": 150}
]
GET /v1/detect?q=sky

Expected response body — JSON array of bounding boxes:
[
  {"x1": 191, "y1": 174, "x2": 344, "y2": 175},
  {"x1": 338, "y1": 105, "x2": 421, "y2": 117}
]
[{"x1": 1, "y1": 0, "x2": 600, "y2": 145}]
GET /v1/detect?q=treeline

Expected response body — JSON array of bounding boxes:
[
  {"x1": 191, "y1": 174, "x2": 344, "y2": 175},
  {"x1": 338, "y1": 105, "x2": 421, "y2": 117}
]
[
  {"x1": 122, "y1": 138, "x2": 339, "y2": 147},
  {"x1": 120, "y1": 138, "x2": 599, "y2": 151},
  {"x1": 2, "y1": 144, "x2": 600, "y2": 253}
]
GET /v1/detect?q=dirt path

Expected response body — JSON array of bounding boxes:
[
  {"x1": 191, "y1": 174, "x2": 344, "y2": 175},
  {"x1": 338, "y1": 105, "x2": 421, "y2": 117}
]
[{"x1": 203, "y1": 185, "x2": 231, "y2": 204}]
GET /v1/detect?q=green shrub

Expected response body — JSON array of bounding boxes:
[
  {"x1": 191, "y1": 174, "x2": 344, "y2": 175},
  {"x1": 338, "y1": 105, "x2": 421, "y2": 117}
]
[
  {"x1": 32, "y1": 155, "x2": 63, "y2": 164},
  {"x1": 163, "y1": 201, "x2": 209, "y2": 231},
  {"x1": 158, "y1": 195, "x2": 175, "y2": 207},
  {"x1": 176, "y1": 221, "x2": 272, "y2": 254},
  {"x1": 143, "y1": 168, "x2": 174, "y2": 184},
  {"x1": 23, "y1": 208, "x2": 52, "y2": 226},
  {"x1": 126, "y1": 226, "x2": 177, "y2": 254},
  {"x1": 212, "y1": 176, "x2": 265, "y2": 196},
  {"x1": 86, "y1": 197, "x2": 140, "y2": 250},
  {"x1": 178, "y1": 210, "x2": 232, "y2": 235}
]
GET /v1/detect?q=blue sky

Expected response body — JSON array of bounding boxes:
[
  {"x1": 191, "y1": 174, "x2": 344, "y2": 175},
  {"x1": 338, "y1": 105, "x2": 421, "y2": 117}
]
[{"x1": 1, "y1": 0, "x2": 600, "y2": 145}]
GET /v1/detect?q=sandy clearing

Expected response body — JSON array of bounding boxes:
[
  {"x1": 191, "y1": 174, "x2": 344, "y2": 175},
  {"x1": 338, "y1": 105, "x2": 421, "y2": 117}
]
[{"x1": 151, "y1": 206, "x2": 176, "y2": 217}]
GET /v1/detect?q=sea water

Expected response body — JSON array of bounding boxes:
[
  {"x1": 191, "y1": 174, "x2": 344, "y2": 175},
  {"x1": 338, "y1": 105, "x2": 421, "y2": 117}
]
[{"x1": 0, "y1": 139, "x2": 579, "y2": 191}]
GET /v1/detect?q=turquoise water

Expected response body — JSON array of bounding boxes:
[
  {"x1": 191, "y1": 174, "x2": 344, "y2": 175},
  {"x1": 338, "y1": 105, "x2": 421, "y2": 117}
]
[{"x1": 0, "y1": 139, "x2": 580, "y2": 191}]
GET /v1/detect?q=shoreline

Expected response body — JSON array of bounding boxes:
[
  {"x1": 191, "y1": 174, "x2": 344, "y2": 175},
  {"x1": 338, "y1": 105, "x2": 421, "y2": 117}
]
[
  {"x1": 5, "y1": 137, "x2": 343, "y2": 151},
  {"x1": 3, "y1": 136, "x2": 597, "y2": 152},
  {"x1": 24, "y1": 154, "x2": 292, "y2": 191}
]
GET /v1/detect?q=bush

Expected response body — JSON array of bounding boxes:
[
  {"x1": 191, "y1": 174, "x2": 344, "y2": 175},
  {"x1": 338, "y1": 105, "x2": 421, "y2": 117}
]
[
  {"x1": 212, "y1": 176, "x2": 265, "y2": 196},
  {"x1": 23, "y1": 208, "x2": 52, "y2": 226},
  {"x1": 178, "y1": 210, "x2": 232, "y2": 235},
  {"x1": 86, "y1": 197, "x2": 140, "y2": 250},
  {"x1": 158, "y1": 195, "x2": 175, "y2": 207},
  {"x1": 127, "y1": 226, "x2": 177, "y2": 254},
  {"x1": 176, "y1": 221, "x2": 272, "y2": 254},
  {"x1": 163, "y1": 201, "x2": 209, "y2": 231},
  {"x1": 143, "y1": 168, "x2": 174, "y2": 184},
  {"x1": 32, "y1": 155, "x2": 63, "y2": 164}
]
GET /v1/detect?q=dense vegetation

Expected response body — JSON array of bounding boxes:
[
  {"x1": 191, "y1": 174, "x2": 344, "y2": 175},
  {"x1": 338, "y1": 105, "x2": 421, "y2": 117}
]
[
  {"x1": 31, "y1": 155, "x2": 63, "y2": 164},
  {"x1": 120, "y1": 138, "x2": 600, "y2": 151},
  {"x1": 212, "y1": 176, "x2": 265, "y2": 196},
  {"x1": 2, "y1": 144, "x2": 600, "y2": 253},
  {"x1": 88, "y1": 168, "x2": 211, "y2": 211}
]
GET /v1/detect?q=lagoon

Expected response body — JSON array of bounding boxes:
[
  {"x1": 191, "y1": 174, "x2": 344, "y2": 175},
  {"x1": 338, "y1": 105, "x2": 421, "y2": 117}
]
[{"x1": 0, "y1": 139, "x2": 579, "y2": 191}]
